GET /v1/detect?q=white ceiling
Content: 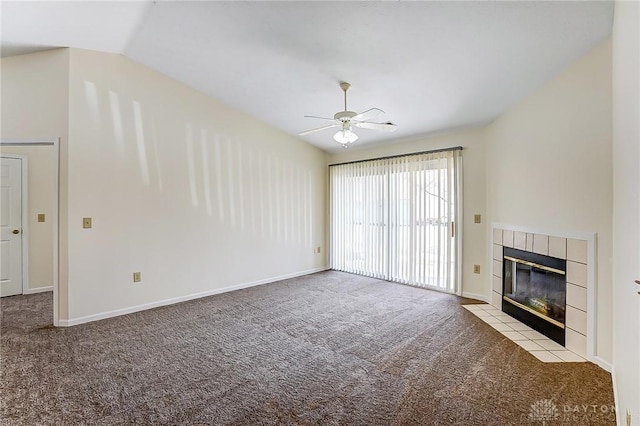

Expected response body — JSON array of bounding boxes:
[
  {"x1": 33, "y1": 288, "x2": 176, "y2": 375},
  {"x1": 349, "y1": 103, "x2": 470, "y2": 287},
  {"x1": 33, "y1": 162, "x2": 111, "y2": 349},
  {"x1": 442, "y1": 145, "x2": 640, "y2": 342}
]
[{"x1": 1, "y1": 1, "x2": 614, "y2": 153}]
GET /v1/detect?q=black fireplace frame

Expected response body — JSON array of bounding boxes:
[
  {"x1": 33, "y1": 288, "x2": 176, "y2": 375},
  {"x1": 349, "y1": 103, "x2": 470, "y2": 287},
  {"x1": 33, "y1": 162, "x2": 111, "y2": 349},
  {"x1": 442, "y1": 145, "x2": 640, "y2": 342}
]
[{"x1": 502, "y1": 247, "x2": 567, "y2": 346}]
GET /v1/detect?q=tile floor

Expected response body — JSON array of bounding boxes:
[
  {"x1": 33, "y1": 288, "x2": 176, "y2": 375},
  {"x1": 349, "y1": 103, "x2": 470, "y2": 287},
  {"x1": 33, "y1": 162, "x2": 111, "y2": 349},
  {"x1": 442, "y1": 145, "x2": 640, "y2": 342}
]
[{"x1": 463, "y1": 303, "x2": 586, "y2": 363}]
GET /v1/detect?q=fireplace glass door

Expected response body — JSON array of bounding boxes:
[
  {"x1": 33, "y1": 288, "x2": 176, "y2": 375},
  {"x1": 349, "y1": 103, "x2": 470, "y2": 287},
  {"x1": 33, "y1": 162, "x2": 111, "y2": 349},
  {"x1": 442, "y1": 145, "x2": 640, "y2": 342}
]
[
  {"x1": 503, "y1": 248, "x2": 566, "y2": 328},
  {"x1": 504, "y1": 257, "x2": 566, "y2": 326}
]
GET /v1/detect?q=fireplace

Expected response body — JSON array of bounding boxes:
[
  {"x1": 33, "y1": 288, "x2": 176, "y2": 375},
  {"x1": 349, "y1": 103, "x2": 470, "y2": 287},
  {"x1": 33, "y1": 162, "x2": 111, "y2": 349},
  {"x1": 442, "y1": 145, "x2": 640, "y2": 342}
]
[{"x1": 502, "y1": 247, "x2": 567, "y2": 345}]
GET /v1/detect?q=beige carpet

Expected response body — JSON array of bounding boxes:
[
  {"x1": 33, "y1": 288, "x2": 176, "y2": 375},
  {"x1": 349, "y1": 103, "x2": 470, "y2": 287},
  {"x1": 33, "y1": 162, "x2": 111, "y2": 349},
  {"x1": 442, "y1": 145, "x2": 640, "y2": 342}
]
[{"x1": 0, "y1": 271, "x2": 615, "y2": 425}]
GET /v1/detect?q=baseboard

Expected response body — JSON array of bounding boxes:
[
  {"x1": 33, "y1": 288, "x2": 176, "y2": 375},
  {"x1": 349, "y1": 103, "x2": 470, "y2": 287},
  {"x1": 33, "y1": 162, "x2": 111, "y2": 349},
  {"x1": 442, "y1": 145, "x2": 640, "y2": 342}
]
[
  {"x1": 23, "y1": 286, "x2": 53, "y2": 295},
  {"x1": 590, "y1": 355, "x2": 612, "y2": 373},
  {"x1": 461, "y1": 292, "x2": 490, "y2": 303},
  {"x1": 58, "y1": 266, "x2": 330, "y2": 327}
]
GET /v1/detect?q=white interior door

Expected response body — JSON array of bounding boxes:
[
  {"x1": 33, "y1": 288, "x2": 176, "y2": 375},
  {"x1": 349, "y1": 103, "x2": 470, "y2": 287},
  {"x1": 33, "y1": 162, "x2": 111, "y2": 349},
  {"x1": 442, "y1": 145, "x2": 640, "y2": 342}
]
[{"x1": 0, "y1": 157, "x2": 23, "y2": 297}]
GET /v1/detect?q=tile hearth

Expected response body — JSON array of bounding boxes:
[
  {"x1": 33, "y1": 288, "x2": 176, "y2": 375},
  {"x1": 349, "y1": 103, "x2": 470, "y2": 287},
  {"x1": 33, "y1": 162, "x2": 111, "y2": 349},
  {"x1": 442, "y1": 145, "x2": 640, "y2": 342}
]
[
  {"x1": 463, "y1": 303, "x2": 586, "y2": 363},
  {"x1": 491, "y1": 227, "x2": 591, "y2": 358}
]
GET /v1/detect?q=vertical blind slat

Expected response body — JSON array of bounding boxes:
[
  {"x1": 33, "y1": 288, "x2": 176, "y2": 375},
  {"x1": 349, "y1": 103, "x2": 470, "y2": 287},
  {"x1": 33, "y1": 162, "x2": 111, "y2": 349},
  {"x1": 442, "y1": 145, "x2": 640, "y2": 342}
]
[{"x1": 330, "y1": 150, "x2": 461, "y2": 293}]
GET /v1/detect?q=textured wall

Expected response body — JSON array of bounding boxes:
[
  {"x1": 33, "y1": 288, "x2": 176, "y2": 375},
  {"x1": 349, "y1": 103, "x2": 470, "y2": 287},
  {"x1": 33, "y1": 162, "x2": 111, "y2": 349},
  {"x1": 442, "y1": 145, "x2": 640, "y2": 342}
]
[
  {"x1": 611, "y1": 0, "x2": 640, "y2": 421},
  {"x1": 63, "y1": 48, "x2": 328, "y2": 322},
  {"x1": 484, "y1": 40, "x2": 613, "y2": 363}
]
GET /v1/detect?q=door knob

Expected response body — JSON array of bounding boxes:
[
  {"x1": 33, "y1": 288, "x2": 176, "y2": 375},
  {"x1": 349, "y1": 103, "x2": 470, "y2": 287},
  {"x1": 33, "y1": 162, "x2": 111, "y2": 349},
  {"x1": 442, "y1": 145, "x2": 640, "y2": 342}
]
[{"x1": 12, "y1": 229, "x2": 19, "y2": 234}]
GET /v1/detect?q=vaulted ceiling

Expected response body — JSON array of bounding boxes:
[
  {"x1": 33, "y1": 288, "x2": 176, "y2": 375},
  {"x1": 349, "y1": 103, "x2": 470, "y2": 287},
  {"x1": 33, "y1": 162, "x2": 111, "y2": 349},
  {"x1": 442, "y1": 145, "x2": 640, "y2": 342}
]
[{"x1": 1, "y1": 1, "x2": 614, "y2": 152}]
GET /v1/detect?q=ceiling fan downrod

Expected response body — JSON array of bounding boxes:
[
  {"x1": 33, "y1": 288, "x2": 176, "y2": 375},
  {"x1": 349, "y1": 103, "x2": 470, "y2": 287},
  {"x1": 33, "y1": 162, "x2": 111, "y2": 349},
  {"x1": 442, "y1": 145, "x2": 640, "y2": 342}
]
[
  {"x1": 340, "y1": 82, "x2": 350, "y2": 111},
  {"x1": 335, "y1": 82, "x2": 357, "y2": 122}
]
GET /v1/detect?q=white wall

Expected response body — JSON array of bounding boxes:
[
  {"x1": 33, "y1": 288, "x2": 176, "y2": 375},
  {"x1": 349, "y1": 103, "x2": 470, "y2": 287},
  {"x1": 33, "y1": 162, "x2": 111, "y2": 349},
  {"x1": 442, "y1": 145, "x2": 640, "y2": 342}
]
[
  {"x1": 611, "y1": 1, "x2": 640, "y2": 423},
  {"x1": 484, "y1": 40, "x2": 613, "y2": 363},
  {"x1": 1, "y1": 49, "x2": 70, "y2": 317},
  {"x1": 328, "y1": 128, "x2": 487, "y2": 300},
  {"x1": 0, "y1": 146, "x2": 55, "y2": 291},
  {"x1": 65, "y1": 48, "x2": 327, "y2": 322}
]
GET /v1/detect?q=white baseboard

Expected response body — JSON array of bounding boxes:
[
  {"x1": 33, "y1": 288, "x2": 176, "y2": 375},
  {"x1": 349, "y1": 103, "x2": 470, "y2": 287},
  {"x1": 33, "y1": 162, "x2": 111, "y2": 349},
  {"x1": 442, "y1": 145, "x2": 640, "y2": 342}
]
[
  {"x1": 461, "y1": 291, "x2": 491, "y2": 303},
  {"x1": 59, "y1": 266, "x2": 330, "y2": 327},
  {"x1": 23, "y1": 286, "x2": 53, "y2": 295},
  {"x1": 591, "y1": 355, "x2": 612, "y2": 373}
]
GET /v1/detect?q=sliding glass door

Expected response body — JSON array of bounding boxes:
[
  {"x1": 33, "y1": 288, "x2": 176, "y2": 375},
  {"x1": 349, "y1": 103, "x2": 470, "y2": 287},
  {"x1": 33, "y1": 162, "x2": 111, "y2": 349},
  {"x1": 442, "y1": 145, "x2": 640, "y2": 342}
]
[{"x1": 330, "y1": 149, "x2": 462, "y2": 294}]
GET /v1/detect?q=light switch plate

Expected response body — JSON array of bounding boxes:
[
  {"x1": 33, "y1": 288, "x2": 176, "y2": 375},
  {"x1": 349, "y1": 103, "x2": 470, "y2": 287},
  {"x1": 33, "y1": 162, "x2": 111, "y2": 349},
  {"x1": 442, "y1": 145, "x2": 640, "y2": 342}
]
[
  {"x1": 473, "y1": 264, "x2": 481, "y2": 274},
  {"x1": 474, "y1": 214, "x2": 481, "y2": 224},
  {"x1": 83, "y1": 217, "x2": 92, "y2": 229},
  {"x1": 133, "y1": 272, "x2": 141, "y2": 283},
  {"x1": 37, "y1": 214, "x2": 45, "y2": 222}
]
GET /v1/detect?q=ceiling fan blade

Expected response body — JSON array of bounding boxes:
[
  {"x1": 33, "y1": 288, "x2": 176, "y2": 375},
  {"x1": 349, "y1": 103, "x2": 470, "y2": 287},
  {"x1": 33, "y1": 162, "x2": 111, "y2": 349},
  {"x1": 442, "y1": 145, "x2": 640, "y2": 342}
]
[
  {"x1": 298, "y1": 123, "x2": 340, "y2": 136},
  {"x1": 354, "y1": 122, "x2": 398, "y2": 132},
  {"x1": 352, "y1": 108, "x2": 384, "y2": 122},
  {"x1": 304, "y1": 115, "x2": 336, "y2": 122}
]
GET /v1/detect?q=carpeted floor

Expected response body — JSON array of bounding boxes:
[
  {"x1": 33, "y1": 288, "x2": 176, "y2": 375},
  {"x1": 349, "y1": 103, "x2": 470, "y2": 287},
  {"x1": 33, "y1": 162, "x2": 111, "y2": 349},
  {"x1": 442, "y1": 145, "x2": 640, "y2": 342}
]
[{"x1": 1, "y1": 271, "x2": 615, "y2": 425}]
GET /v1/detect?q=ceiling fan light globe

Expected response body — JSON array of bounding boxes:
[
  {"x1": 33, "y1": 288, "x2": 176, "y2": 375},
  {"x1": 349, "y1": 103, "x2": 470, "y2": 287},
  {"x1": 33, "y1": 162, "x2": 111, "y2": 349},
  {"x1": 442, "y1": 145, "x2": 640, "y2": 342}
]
[{"x1": 333, "y1": 129, "x2": 358, "y2": 144}]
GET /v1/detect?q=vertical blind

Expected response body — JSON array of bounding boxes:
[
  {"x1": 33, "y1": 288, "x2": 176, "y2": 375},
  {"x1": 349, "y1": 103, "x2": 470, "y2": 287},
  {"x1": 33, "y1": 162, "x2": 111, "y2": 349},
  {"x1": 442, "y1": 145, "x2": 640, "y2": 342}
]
[{"x1": 330, "y1": 148, "x2": 462, "y2": 294}]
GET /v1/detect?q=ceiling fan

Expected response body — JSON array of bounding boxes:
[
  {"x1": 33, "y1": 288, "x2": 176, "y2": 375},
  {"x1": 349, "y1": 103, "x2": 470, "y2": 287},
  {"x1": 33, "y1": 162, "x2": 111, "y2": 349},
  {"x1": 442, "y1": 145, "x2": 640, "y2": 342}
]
[{"x1": 298, "y1": 82, "x2": 398, "y2": 146}]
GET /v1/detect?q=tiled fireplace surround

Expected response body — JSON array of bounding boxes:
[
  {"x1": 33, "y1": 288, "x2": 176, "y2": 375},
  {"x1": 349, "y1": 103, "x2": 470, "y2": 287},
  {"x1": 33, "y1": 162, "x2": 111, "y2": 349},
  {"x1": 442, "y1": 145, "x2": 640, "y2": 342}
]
[{"x1": 490, "y1": 226, "x2": 594, "y2": 360}]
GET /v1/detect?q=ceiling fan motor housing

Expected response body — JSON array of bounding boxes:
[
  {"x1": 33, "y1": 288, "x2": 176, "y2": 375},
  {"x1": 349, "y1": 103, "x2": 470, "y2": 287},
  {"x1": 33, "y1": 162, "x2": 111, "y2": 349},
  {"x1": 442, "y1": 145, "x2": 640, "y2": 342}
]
[{"x1": 334, "y1": 111, "x2": 357, "y2": 122}]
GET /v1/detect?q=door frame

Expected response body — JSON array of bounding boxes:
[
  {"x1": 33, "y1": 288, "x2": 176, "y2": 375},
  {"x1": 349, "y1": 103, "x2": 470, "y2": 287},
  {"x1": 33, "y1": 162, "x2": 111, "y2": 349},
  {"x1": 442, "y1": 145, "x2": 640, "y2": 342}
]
[
  {"x1": 0, "y1": 138, "x2": 59, "y2": 326},
  {"x1": 0, "y1": 154, "x2": 29, "y2": 295}
]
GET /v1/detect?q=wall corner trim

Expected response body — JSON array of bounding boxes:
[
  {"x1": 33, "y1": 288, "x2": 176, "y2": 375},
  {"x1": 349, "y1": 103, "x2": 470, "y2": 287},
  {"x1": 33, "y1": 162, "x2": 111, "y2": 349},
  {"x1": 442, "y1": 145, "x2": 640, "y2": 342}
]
[{"x1": 610, "y1": 365, "x2": 620, "y2": 425}]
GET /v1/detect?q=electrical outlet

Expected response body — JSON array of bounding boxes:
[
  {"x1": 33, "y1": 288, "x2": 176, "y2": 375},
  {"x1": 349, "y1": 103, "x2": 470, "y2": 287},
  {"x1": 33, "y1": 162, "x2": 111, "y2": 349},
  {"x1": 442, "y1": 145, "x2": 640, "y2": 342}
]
[
  {"x1": 474, "y1": 214, "x2": 481, "y2": 224},
  {"x1": 133, "y1": 272, "x2": 141, "y2": 283},
  {"x1": 314, "y1": 246, "x2": 321, "y2": 254},
  {"x1": 82, "y1": 217, "x2": 92, "y2": 229},
  {"x1": 37, "y1": 213, "x2": 46, "y2": 222},
  {"x1": 473, "y1": 264, "x2": 481, "y2": 274}
]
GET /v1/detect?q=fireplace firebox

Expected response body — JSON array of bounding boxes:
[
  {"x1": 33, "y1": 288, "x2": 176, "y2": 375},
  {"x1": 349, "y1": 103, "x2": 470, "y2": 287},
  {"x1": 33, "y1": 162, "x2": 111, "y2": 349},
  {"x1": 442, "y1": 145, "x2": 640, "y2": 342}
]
[{"x1": 502, "y1": 247, "x2": 566, "y2": 345}]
